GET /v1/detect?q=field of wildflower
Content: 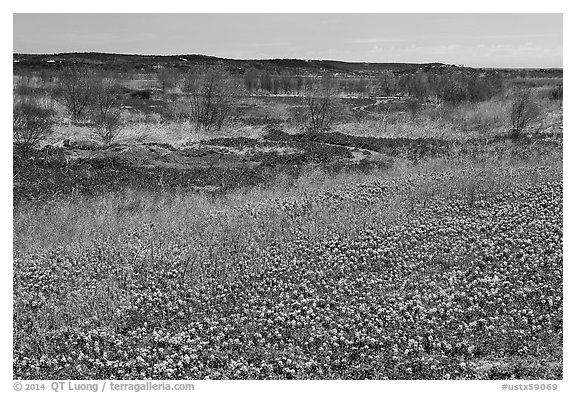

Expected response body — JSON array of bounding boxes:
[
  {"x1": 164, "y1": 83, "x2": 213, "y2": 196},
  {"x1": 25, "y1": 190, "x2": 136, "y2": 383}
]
[{"x1": 13, "y1": 160, "x2": 562, "y2": 380}]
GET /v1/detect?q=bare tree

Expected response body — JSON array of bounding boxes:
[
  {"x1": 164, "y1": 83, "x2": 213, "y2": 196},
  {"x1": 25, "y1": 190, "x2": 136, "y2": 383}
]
[
  {"x1": 89, "y1": 78, "x2": 123, "y2": 145},
  {"x1": 304, "y1": 75, "x2": 337, "y2": 132},
  {"x1": 13, "y1": 98, "x2": 55, "y2": 153},
  {"x1": 511, "y1": 90, "x2": 540, "y2": 135},
  {"x1": 54, "y1": 66, "x2": 95, "y2": 122},
  {"x1": 183, "y1": 65, "x2": 237, "y2": 132}
]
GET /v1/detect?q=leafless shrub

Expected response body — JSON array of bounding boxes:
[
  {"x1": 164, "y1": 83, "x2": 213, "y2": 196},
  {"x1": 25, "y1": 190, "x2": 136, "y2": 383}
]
[
  {"x1": 183, "y1": 65, "x2": 237, "y2": 132},
  {"x1": 89, "y1": 78, "x2": 123, "y2": 145},
  {"x1": 304, "y1": 75, "x2": 337, "y2": 132},
  {"x1": 511, "y1": 90, "x2": 540, "y2": 135},
  {"x1": 13, "y1": 98, "x2": 55, "y2": 151},
  {"x1": 412, "y1": 70, "x2": 503, "y2": 105},
  {"x1": 53, "y1": 66, "x2": 95, "y2": 122}
]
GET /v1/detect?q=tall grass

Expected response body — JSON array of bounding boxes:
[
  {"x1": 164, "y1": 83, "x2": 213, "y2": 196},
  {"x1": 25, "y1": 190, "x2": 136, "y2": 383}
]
[{"x1": 337, "y1": 92, "x2": 561, "y2": 139}]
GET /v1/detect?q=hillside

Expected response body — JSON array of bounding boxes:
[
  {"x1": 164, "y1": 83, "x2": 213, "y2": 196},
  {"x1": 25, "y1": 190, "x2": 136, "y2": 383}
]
[{"x1": 13, "y1": 52, "x2": 448, "y2": 75}]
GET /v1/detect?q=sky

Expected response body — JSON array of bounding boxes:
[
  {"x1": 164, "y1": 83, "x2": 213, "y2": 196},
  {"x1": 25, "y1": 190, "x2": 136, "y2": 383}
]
[{"x1": 13, "y1": 13, "x2": 563, "y2": 68}]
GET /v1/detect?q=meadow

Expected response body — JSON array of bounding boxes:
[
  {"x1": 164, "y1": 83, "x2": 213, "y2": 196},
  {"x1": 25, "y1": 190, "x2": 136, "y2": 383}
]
[{"x1": 13, "y1": 59, "x2": 563, "y2": 379}]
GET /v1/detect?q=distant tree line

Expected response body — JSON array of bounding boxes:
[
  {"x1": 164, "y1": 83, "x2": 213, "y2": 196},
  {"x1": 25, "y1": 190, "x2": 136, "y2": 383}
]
[
  {"x1": 240, "y1": 67, "x2": 504, "y2": 104},
  {"x1": 243, "y1": 69, "x2": 307, "y2": 95}
]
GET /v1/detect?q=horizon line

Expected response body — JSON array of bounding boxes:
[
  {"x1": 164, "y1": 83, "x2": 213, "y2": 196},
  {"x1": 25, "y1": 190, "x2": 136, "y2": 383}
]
[{"x1": 12, "y1": 51, "x2": 563, "y2": 70}]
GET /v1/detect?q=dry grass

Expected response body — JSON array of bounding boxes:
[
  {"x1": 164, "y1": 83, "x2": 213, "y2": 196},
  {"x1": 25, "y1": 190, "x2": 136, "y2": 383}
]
[
  {"x1": 334, "y1": 93, "x2": 562, "y2": 140},
  {"x1": 43, "y1": 119, "x2": 270, "y2": 147},
  {"x1": 334, "y1": 115, "x2": 462, "y2": 139},
  {"x1": 13, "y1": 151, "x2": 562, "y2": 256}
]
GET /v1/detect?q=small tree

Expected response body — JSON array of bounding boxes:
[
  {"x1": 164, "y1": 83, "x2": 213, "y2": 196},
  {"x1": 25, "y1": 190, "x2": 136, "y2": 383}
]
[
  {"x1": 510, "y1": 90, "x2": 540, "y2": 135},
  {"x1": 304, "y1": 75, "x2": 337, "y2": 132},
  {"x1": 89, "y1": 78, "x2": 123, "y2": 145},
  {"x1": 13, "y1": 98, "x2": 55, "y2": 153},
  {"x1": 54, "y1": 66, "x2": 95, "y2": 122},
  {"x1": 183, "y1": 65, "x2": 236, "y2": 132}
]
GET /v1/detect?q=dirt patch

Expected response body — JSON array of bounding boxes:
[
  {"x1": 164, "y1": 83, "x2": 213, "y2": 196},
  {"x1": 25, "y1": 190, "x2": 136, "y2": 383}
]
[
  {"x1": 13, "y1": 134, "x2": 381, "y2": 203},
  {"x1": 14, "y1": 128, "x2": 561, "y2": 204},
  {"x1": 263, "y1": 128, "x2": 562, "y2": 162}
]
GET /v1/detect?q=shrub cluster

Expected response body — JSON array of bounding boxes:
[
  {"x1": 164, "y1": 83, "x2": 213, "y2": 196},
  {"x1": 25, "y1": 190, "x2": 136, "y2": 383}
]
[{"x1": 13, "y1": 98, "x2": 55, "y2": 152}]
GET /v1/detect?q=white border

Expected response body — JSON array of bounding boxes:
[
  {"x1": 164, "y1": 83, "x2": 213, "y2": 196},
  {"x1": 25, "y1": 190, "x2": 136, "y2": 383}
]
[{"x1": 3, "y1": 4, "x2": 571, "y2": 392}]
